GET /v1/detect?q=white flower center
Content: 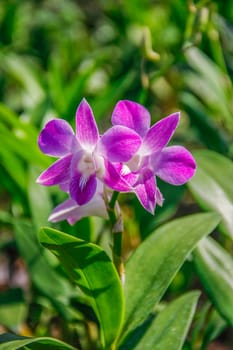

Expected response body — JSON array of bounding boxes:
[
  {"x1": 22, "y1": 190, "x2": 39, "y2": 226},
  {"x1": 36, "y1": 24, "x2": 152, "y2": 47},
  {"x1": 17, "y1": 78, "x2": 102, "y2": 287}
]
[
  {"x1": 78, "y1": 151, "x2": 105, "y2": 179},
  {"x1": 126, "y1": 153, "x2": 142, "y2": 172}
]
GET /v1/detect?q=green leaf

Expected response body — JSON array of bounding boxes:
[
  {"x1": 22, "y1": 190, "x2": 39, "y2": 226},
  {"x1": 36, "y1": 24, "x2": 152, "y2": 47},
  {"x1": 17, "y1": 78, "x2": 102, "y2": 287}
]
[
  {"x1": 120, "y1": 292, "x2": 199, "y2": 350},
  {"x1": 194, "y1": 236, "x2": 233, "y2": 326},
  {"x1": 0, "y1": 122, "x2": 49, "y2": 168},
  {"x1": 0, "y1": 289, "x2": 27, "y2": 329},
  {"x1": 13, "y1": 221, "x2": 74, "y2": 320},
  {"x1": 184, "y1": 47, "x2": 233, "y2": 132},
  {"x1": 92, "y1": 71, "x2": 136, "y2": 121},
  {"x1": 39, "y1": 227, "x2": 124, "y2": 349},
  {"x1": 28, "y1": 166, "x2": 52, "y2": 231},
  {"x1": 138, "y1": 182, "x2": 185, "y2": 239},
  {"x1": 201, "y1": 310, "x2": 227, "y2": 350},
  {"x1": 121, "y1": 213, "x2": 220, "y2": 340},
  {"x1": 181, "y1": 92, "x2": 229, "y2": 155},
  {"x1": 0, "y1": 53, "x2": 45, "y2": 105},
  {"x1": 0, "y1": 147, "x2": 27, "y2": 191},
  {"x1": 189, "y1": 302, "x2": 211, "y2": 348},
  {"x1": 188, "y1": 150, "x2": 233, "y2": 238},
  {"x1": 0, "y1": 103, "x2": 38, "y2": 140},
  {"x1": 0, "y1": 333, "x2": 75, "y2": 350}
]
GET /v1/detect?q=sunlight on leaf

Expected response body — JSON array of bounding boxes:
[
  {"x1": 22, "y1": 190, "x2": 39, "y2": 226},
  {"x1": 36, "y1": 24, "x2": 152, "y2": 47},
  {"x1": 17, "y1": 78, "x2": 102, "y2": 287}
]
[
  {"x1": 39, "y1": 227, "x2": 124, "y2": 349},
  {"x1": 120, "y1": 292, "x2": 199, "y2": 350},
  {"x1": 188, "y1": 150, "x2": 233, "y2": 238},
  {"x1": 121, "y1": 212, "x2": 220, "y2": 342},
  {"x1": 194, "y1": 237, "x2": 233, "y2": 326},
  {"x1": 0, "y1": 333, "x2": 75, "y2": 350}
]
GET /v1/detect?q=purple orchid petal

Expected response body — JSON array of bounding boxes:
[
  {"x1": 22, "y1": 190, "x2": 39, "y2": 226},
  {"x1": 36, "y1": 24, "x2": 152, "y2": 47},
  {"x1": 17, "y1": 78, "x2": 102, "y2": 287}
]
[
  {"x1": 69, "y1": 159, "x2": 97, "y2": 205},
  {"x1": 59, "y1": 182, "x2": 70, "y2": 192},
  {"x1": 48, "y1": 194, "x2": 108, "y2": 224},
  {"x1": 69, "y1": 194, "x2": 108, "y2": 223},
  {"x1": 49, "y1": 198, "x2": 80, "y2": 222},
  {"x1": 103, "y1": 161, "x2": 133, "y2": 192},
  {"x1": 112, "y1": 100, "x2": 151, "y2": 137},
  {"x1": 134, "y1": 169, "x2": 156, "y2": 214},
  {"x1": 154, "y1": 146, "x2": 196, "y2": 185},
  {"x1": 76, "y1": 98, "x2": 99, "y2": 151},
  {"x1": 36, "y1": 154, "x2": 72, "y2": 186},
  {"x1": 38, "y1": 119, "x2": 77, "y2": 157},
  {"x1": 99, "y1": 125, "x2": 142, "y2": 162},
  {"x1": 141, "y1": 113, "x2": 180, "y2": 156},
  {"x1": 119, "y1": 164, "x2": 139, "y2": 186},
  {"x1": 67, "y1": 198, "x2": 108, "y2": 224}
]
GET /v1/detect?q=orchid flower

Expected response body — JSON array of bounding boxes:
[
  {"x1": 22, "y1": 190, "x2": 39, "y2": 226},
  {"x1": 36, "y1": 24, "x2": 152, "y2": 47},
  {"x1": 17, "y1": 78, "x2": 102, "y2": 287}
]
[
  {"x1": 111, "y1": 100, "x2": 196, "y2": 213},
  {"x1": 37, "y1": 98, "x2": 141, "y2": 206}
]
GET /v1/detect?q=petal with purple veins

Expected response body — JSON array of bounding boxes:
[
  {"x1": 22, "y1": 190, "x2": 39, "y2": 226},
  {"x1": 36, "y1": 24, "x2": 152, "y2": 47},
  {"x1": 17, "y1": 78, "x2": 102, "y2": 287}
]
[
  {"x1": 36, "y1": 154, "x2": 72, "y2": 186},
  {"x1": 49, "y1": 198, "x2": 80, "y2": 222},
  {"x1": 48, "y1": 195, "x2": 108, "y2": 224},
  {"x1": 103, "y1": 160, "x2": 133, "y2": 192},
  {"x1": 68, "y1": 194, "x2": 108, "y2": 224},
  {"x1": 141, "y1": 113, "x2": 180, "y2": 155},
  {"x1": 154, "y1": 146, "x2": 196, "y2": 185},
  {"x1": 118, "y1": 164, "x2": 139, "y2": 187},
  {"x1": 38, "y1": 119, "x2": 77, "y2": 157},
  {"x1": 70, "y1": 168, "x2": 97, "y2": 205},
  {"x1": 112, "y1": 100, "x2": 151, "y2": 137},
  {"x1": 76, "y1": 98, "x2": 99, "y2": 151},
  {"x1": 99, "y1": 125, "x2": 142, "y2": 162},
  {"x1": 59, "y1": 182, "x2": 70, "y2": 192},
  {"x1": 134, "y1": 169, "x2": 156, "y2": 214}
]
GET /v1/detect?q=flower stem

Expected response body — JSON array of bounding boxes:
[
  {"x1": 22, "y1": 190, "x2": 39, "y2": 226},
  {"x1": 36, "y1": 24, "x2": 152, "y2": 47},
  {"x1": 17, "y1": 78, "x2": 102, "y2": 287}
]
[
  {"x1": 107, "y1": 191, "x2": 124, "y2": 282},
  {"x1": 109, "y1": 190, "x2": 119, "y2": 208},
  {"x1": 112, "y1": 229, "x2": 124, "y2": 282}
]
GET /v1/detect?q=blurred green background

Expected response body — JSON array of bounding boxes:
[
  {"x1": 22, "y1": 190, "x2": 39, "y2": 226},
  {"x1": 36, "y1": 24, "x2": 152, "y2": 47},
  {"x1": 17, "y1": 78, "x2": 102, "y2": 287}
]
[{"x1": 0, "y1": 0, "x2": 233, "y2": 349}]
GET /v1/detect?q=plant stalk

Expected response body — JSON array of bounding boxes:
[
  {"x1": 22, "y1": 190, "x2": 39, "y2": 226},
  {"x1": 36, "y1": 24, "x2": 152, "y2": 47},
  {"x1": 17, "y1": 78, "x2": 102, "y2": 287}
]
[{"x1": 107, "y1": 191, "x2": 124, "y2": 283}]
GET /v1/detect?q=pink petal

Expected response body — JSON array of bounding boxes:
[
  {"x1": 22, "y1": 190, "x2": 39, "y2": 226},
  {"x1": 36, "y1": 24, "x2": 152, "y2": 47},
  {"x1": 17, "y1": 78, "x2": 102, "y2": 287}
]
[
  {"x1": 38, "y1": 119, "x2": 77, "y2": 157},
  {"x1": 48, "y1": 195, "x2": 108, "y2": 224},
  {"x1": 119, "y1": 164, "x2": 139, "y2": 186},
  {"x1": 141, "y1": 113, "x2": 180, "y2": 155},
  {"x1": 67, "y1": 195, "x2": 108, "y2": 224},
  {"x1": 59, "y1": 182, "x2": 70, "y2": 192},
  {"x1": 154, "y1": 146, "x2": 196, "y2": 185},
  {"x1": 103, "y1": 161, "x2": 133, "y2": 192},
  {"x1": 112, "y1": 100, "x2": 151, "y2": 137},
  {"x1": 49, "y1": 198, "x2": 80, "y2": 222},
  {"x1": 134, "y1": 169, "x2": 156, "y2": 214},
  {"x1": 36, "y1": 154, "x2": 72, "y2": 186},
  {"x1": 76, "y1": 98, "x2": 99, "y2": 151},
  {"x1": 99, "y1": 125, "x2": 142, "y2": 162}
]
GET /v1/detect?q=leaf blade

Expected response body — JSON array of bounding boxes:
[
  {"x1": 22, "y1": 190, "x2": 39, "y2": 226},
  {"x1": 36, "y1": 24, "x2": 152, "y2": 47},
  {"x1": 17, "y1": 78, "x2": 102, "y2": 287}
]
[
  {"x1": 188, "y1": 150, "x2": 233, "y2": 238},
  {"x1": 194, "y1": 237, "x2": 233, "y2": 326},
  {"x1": 39, "y1": 227, "x2": 124, "y2": 349},
  {"x1": 0, "y1": 334, "x2": 75, "y2": 350},
  {"x1": 120, "y1": 292, "x2": 200, "y2": 350},
  {"x1": 122, "y1": 212, "x2": 220, "y2": 340}
]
